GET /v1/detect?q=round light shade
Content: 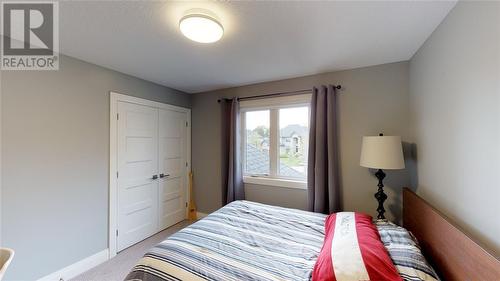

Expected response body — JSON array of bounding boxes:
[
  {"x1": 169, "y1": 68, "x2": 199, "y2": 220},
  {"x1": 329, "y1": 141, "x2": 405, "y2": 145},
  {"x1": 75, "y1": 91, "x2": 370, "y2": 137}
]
[{"x1": 179, "y1": 14, "x2": 223, "y2": 43}]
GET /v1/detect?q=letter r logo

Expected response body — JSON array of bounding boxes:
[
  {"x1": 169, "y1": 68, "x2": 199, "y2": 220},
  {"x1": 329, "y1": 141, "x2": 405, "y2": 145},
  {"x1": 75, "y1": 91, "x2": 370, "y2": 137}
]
[{"x1": 2, "y1": 3, "x2": 54, "y2": 56}]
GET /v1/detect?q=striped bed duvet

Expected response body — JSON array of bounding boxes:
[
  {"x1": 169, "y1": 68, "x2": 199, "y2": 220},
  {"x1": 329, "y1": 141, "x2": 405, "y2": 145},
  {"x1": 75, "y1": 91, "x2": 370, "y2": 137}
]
[
  {"x1": 125, "y1": 200, "x2": 437, "y2": 281},
  {"x1": 126, "y1": 200, "x2": 326, "y2": 281}
]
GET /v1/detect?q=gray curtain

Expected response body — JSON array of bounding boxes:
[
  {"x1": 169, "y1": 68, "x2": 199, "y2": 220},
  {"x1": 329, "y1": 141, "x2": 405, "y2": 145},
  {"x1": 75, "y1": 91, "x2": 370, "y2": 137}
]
[
  {"x1": 307, "y1": 85, "x2": 341, "y2": 214},
  {"x1": 221, "y1": 98, "x2": 245, "y2": 204}
]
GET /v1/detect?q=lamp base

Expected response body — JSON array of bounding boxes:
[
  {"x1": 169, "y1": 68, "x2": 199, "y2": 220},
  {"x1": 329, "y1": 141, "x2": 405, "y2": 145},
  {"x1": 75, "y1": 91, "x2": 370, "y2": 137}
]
[{"x1": 374, "y1": 169, "x2": 387, "y2": 220}]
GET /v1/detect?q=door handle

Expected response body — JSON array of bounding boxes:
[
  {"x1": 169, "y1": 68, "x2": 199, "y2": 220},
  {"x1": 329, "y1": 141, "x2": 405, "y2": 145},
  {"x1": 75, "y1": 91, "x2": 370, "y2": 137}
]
[
  {"x1": 152, "y1": 175, "x2": 158, "y2": 180},
  {"x1": 159, "y1": 173, "x2": 170, "y2": 178}
]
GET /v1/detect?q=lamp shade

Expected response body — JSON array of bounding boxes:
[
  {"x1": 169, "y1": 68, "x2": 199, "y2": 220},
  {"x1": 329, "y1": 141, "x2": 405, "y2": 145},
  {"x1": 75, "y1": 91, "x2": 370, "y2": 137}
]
[{"x1": 360, "y1": 136, "x2": 405, "y2": 170}]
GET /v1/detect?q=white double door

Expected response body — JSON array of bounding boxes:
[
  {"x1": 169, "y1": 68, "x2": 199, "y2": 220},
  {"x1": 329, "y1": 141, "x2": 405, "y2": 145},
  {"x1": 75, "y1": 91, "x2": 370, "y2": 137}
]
[{"x1": 117, "y1": 101, "x2": 188, "y2": 251}]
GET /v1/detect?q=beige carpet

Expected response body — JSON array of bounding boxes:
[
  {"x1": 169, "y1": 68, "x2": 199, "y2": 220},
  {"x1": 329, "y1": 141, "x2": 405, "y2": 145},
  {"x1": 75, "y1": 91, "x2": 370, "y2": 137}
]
[{"x1": 72, "y1": 220, "x2": 193, "y2": 281}]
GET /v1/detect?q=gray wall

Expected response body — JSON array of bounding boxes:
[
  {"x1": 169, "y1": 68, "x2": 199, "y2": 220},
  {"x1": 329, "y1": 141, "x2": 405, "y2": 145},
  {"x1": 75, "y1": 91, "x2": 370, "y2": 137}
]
[
  {"x1": 0, "y1": 54, "x2": 190, "y2": 280},
  {"x1": 409, "y1": 1, "x2": 500, "y2": 256},
  {"x1": 192, "y1": 62, "x2": 411, "y2": 221}
]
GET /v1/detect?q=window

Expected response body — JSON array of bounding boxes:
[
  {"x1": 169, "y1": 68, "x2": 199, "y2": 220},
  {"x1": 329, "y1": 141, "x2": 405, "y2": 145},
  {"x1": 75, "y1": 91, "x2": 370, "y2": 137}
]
[
  {"x1": 241, "y1": 95, "x2": 310, "y2": 189},
  {"x1": 244, "y1": 110, "x2": 270, "y2": 176}
]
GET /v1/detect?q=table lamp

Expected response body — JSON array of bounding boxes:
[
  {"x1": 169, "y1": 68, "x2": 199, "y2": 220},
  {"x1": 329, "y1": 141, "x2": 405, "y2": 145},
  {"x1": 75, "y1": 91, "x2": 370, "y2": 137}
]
[{"x1": 360, "y1": 134, "x2": 405, "y2": 219}]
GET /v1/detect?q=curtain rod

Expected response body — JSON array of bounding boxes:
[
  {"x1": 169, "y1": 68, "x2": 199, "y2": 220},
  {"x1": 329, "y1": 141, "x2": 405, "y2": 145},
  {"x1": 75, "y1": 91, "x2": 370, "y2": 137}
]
[{"x1": 217, "y1": 84, "x2": 342, "y2": 103}]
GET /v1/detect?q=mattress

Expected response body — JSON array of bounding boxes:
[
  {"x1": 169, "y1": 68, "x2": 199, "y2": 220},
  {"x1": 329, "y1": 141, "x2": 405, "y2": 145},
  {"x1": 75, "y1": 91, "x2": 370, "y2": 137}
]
[{"x1": 125, "y1": 200, "x2": 327, "y2": 281}]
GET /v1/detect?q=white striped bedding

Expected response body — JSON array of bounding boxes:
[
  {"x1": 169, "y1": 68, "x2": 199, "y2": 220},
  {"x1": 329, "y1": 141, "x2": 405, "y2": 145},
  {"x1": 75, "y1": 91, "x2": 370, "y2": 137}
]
[
  {"x1": 125, "y1": 200, "x2": 438, "y2": 281},
  {"x1": 126, "y1": 200, "x2": 327, "y2": 281}
]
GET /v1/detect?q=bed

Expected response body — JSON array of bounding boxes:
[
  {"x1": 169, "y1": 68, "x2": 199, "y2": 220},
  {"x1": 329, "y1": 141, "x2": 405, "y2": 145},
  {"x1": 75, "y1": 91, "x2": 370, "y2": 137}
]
[
  {"x1": 126, "y1": 189, "x2": 500, "y2": 281},
  {"x1": 126, "y1": 200, "x2": 326, "y2": 281}
]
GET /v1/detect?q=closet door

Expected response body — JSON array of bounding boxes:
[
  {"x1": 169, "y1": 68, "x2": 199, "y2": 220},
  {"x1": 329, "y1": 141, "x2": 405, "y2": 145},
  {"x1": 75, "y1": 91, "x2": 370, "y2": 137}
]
[
  {"x1": 158, "y1": 108, "x2": 187, "y2": 229},
  {"x1": 117, "y1": 101, "x2": 159, "y2": 251}
]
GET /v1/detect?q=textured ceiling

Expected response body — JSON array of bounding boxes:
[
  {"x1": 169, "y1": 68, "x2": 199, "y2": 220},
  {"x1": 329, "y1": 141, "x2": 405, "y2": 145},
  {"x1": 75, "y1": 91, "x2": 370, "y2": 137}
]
[{"x1": 58, "y1": 1, "x2": 456, "y2": 93}]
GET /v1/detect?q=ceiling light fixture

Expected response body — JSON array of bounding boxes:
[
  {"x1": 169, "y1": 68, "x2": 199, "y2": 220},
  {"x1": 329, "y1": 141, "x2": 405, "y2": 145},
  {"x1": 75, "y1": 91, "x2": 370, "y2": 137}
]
[{"x1": 179, "y1": 14, "x2": 224, "y2": 43}]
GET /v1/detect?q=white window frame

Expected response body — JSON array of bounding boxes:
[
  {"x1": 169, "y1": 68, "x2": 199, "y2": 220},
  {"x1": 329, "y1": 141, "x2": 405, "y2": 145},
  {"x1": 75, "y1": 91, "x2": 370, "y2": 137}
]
[{"x1": 240, "y1": 94, "x2": 311, "y2": 189}]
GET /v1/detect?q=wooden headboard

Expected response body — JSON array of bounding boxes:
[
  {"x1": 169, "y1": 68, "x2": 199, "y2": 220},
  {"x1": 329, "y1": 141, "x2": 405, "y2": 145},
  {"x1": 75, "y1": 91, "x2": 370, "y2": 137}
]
[{"x1": 403, "y1": 188, "x2": 500, "y2": 281}]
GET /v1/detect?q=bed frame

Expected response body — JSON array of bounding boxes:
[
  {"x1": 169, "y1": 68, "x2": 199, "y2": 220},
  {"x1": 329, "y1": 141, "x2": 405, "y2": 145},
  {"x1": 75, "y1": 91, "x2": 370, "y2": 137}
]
[{"x1": 402, "y1": 188, "x2": 500, "y2": 281}]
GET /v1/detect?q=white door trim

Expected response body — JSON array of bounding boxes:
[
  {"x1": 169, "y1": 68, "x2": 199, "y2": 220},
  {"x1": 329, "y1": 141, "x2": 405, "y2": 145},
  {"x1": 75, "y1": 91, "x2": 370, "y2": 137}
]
[{"x1": 109, "y1": 91, "x2": 191, "y2": 258}]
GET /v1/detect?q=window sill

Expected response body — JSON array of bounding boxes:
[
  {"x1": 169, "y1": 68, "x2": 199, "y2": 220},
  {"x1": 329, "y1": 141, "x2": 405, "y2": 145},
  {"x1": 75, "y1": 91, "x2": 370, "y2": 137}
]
[{"x1": 243, "y1": 176, "x2": 307, "y2": 190}]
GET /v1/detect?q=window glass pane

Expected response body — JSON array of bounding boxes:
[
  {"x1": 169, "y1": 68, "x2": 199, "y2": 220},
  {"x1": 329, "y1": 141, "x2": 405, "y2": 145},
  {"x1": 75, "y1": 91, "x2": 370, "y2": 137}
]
[
  {"x1": 279, "y1": 107, "x2": 309, "y2": 179},
  {"x1": 245, "y1": 110, "x2": 270, "y2": 175}
]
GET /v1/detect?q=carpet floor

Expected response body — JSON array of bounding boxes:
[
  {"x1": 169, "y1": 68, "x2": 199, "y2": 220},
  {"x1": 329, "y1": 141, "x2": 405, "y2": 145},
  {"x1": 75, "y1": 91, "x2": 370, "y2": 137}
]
[{"x1": 71, "y1": 220, "x2": 193, "y2": 281}]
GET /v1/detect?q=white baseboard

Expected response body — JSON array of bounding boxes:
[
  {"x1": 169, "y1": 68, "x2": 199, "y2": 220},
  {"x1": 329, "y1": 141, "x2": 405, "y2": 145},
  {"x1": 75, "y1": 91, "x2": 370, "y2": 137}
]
[
  {"x1": 37, "y1": 249, "x2": 109, "y2": 281},
  {"x1": 197, "y1": 212, "x2": 208, "y2": 219}
]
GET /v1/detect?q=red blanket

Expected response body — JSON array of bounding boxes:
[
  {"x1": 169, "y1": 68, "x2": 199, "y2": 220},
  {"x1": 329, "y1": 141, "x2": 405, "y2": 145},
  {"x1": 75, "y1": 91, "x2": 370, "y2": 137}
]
[{"x1": 312, "y1": 212, "x2": 402, "y2": 281}]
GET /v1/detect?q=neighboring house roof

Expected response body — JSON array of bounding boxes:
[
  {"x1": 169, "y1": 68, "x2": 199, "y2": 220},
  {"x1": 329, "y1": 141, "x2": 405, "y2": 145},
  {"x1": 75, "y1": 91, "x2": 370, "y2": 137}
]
[
  {"x1": 280, "y1": 124, "x2": 308, "y2": 138},
  {"x1": 245, "y1": 144, "x2": 304, "y2": 178}
]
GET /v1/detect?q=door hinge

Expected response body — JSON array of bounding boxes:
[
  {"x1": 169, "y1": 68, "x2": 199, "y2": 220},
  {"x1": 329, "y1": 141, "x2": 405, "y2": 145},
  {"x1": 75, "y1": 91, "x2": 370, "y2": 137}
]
[
  {"x1": 116, "y1": 229, "x2": 119, "y2": 236},
  {"x1": 116, "y1": 171, "x2": 119, "y2": 178},
  {"x1": 185, "y1": 202, "x2": 188, "y2": 207},
  {"x1": 185, "y1": 162, "x2": 188, "y2": 167},
  {"x1": 186, "y1": 121, "x2": 188, "y2": 127},
  {"x1": 117, "y1": 113, "x2": 119, "y2": 120}
]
